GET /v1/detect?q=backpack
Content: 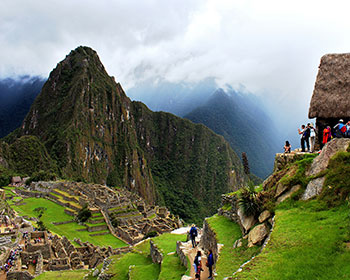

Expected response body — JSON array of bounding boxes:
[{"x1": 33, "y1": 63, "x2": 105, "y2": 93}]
[{"x1": 341, "y1": 125, "x2": 347, "y2": 133}]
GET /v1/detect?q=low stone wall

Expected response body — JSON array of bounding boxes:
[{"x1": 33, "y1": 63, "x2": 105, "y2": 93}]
[
  {"x1": 150, "y1": 240, "x2": 163, "y2": 264},
  {"x1": 176, "y1": 241, "x2": 188, "y2": 268},
  {"x1": 52, "y1": 220, "x2": 75, "y2": 225},
  {"x1": 200, "y1": 219, "x2": 218, "y2": 263},
  {"x1": 16, "y1": 189, "x2": 44, "y2": 198},
  {"x1": 273, "y1": 153, "x2": 305, "y2": 172},
  {"x1": 87, "y1": 225, "x2": 108, "y2": 232},
  {"x1": 64, "y1": 208, "x2": 76, "y2": 216},
  {"x1": 7, "y1": 271, "x2": 34, "y2": 280},
  {"x1": 90, "y1": 232, "x2": 110, "y2": 237}
]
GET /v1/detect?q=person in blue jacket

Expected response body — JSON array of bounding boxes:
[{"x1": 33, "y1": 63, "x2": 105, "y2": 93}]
[
  {"x1": 207, "y1": 249, "x2": 214, "y2": 279},
  {"x1": 189, "y1": 224, "x2": 198, "y2": 248}
]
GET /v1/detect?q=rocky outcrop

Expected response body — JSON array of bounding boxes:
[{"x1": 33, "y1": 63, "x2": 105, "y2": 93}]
[
  {"x1": 307, "y1": 138, "x2": 350, "y2": 176},
  {"x1": 302, "y1": 177, "x2": 326, "y2": 200},
  {"x1": 248, "y1": 224, "x2": 269, "y2": 247},
  {"x1": 258, "y1": 210, "x2": 271, "y2": 223},
  {"x1": 273, "y1": 153, "x2": 306, "y2": 172},
  {"x1": 237, "y1": 208, "x2": 257, "y2": 233},
  {"x1": 277, "y1": 185, "x2": 301, "y2": 203}
]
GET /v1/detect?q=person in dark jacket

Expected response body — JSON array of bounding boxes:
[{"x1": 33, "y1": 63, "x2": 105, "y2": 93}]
[
  {"x1": 189, "y1": 225, "x2": 198, "y2": 248},
  {"x1": 207, "y1": 249, "x2": 214, "y2": 279}
]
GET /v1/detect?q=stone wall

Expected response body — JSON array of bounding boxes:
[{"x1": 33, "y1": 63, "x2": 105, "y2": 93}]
[
  {"x1": 200, "y1": 219, "x2": 218, "y2": 262},
  {"x1": 150, "y1": 240, "x2": 163, "y2": 264},
  {"x1": 7, "y1": 271, "x2": 34, "y2": 280},
  {"x1": 87, "y1": 225, "x2": 108, "y2": 232},
  {"x1": 176, "y1": 241, "x2": 188, "y2": 268}
]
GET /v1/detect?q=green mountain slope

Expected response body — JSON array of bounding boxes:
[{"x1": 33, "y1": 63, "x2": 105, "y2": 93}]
[
  {"x1": 185, "y1": 89, "x2": 281, "y2": 178},
  {"x1": 2, "y1": 46, "x2": 248, "y2": 221}
]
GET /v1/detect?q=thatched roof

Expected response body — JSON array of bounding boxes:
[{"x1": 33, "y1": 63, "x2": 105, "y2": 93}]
[{"x1": 309, "y1": 53, "x2": 350, "y2": 119}]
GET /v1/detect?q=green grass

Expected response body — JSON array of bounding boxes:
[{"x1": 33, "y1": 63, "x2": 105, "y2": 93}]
[
  {"x1": 35, "y1": 270, "x2": 89, "y2": 279},
  {"x1": 206, "y1": 215, "x2": 260, "y2": 279},
  {"x1": 11, "y1": 197, "x2": 126, "y2": 248},
  {"x1": 152, "y1": 233, "x2": 187, "y2": 280},
  {"x1": 94, "y1": 233, "x2": 187, "y2": 280},
  {"x1": 105, "y1": 252, "x2": 159, "y2": 280},
  {"x1": 234, "y1": 200, "x2": 350, "y2": 280}
]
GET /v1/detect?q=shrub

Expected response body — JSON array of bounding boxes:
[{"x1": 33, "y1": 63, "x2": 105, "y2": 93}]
[
  {"x1": 145, "y1": 231, "x2": 158, "y2": 239},
  {"x1": 26, "y1": 170, "x2": 57, "y2": 185},
  {"x1": 238, "y1": 186, "x2": 262, "y2": 217},
  {"x1": 77, "y1": 204, "x2": 92, "y2": 223}
]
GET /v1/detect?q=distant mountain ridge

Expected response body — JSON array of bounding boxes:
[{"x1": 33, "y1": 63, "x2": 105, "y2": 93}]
[
  {"x1": 1, "y1": 46, "x2": 249, "y2": 222},
  {"x1": 0, "y1": 76, "x2": 45, "y2": 138},
  {"x1": 185, "y1": 89, "x2": 281, "y2": 178}
]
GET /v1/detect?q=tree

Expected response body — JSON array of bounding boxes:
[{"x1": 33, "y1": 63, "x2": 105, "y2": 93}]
[
  {"x1": 242, "y1": 152, "x2": 250, "y2": 175},
  {"x1": 77, "y1": 204, "x2": 92, "y2": 223}
]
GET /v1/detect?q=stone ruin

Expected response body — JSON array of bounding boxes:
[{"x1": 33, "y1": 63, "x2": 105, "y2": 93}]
[{"x1": 26, "y1": 181, "x2": 182, "y2": 245}]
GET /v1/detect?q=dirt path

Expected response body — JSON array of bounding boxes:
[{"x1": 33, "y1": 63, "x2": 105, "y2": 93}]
[{"x1": 0, "y1": 271, "x2": 6, "y2": 280}]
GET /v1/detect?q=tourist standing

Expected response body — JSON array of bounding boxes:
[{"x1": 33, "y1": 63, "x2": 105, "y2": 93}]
[
  {"x1": 298, "y1": 125, "x2": 306, "y2": 152},
  {"x1": 207, "y1": 249, "x2": 214, "y2": 279},
  {"x1": 309, "y1": 123, "x2": 316, "y2": 152},
  {"x1": 189, "y1": 224, "x2": 198, "y2": 248}
]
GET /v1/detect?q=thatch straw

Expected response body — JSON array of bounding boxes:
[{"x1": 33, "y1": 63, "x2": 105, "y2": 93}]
[{"x1": 309, "y1": 53, "x2": 350, "y2": 119}]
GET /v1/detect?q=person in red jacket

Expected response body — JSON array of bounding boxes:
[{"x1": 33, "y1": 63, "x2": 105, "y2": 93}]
[{"x1": 322, "y1": 126, "x2": 331, "y2": 149}]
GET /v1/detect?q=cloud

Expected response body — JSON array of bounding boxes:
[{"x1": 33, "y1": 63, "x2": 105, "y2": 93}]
[{"x1": 2, "y1": 0, "x2": 350, "y2": 122}]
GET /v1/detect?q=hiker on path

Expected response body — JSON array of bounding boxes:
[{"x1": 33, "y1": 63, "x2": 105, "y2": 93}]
[
  {"x1": 309, "y1": 123, "x2": 316, "y2": 152},
  {"x1": 207, "y1": 249, "x2": 214, "y2": 279},
  {"x1": 298, "y1": 125, "x2": 307, "y2": 152},
  {"x1": 193, "y1": 251, "x2": 203, "y2": 279},
  {"x1": 189, "y1": 224, "x2": 198, "y2": 248},
  {"x1": 283, "y1": 141, "x2": 291, "y2": 153}
]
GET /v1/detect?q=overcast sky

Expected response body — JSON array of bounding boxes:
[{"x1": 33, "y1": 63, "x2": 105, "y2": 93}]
[{"x1": 2, "y1": 0, "x2": 350, "y2": 122}]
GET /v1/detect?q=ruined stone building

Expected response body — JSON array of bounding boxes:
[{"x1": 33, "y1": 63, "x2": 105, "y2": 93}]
[{"x1": 309, "y1": 53, "x2": 350, "y2": 145}]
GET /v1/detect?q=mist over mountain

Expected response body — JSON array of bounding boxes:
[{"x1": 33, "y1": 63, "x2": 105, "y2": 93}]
[
  {"x1": 185, "y1": 89, "x2": 282, "y2": 178},
  {"x1": 0, "y1": 76, "x2": 45, "y2": 138},
  {"x1": 127, "y1": 77, "x2": 217, "y2": 116}
]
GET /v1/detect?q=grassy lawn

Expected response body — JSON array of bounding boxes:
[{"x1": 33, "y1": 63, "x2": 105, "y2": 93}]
[
  {"x1": 35, "y1": 270, "x2": 89, "y2": 279},
  {"x1": 152, "y1": 233, "x2": 187, "y2": 280},
  {"x1": 234, "y1": 200, "x2": 350, "y2": 280},
  {"x1": 11, "y1": 197, "x2": 127, "y2": 248},
  {"x1": 206, "y1": 215, "x2": 260, "y2": 279}
]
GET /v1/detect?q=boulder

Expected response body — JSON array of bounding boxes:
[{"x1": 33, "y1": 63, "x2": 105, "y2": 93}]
[
  {"x1": 307, "y1": 138, "x2": 350, "y2": 176},
  {"x1": 248, "y1": 224, "x2": 268, "y2": 247},
  {"x1": 237, "y1": 208, "x2": 257, "y2": 233},
  {"x1": 258, "y1": 210, "x2": 271, "y2": 223},
  {"x1": 301, "y1": 177, "x2": 325, "y2": 200},
  {"x1": 277, "y1": 185, "x2": 301, "y2": 203},
  {"x1": 275, "y1": 183, "x2": 288, "y2": 198}
]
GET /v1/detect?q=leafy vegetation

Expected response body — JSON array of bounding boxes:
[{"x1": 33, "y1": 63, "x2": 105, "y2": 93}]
[
  {"x1": 77, "y1": 204, "x2": 92, "y2": 223},
  {"x1": 238, "y1": 185, "x2": 263, "y2": 217}
]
